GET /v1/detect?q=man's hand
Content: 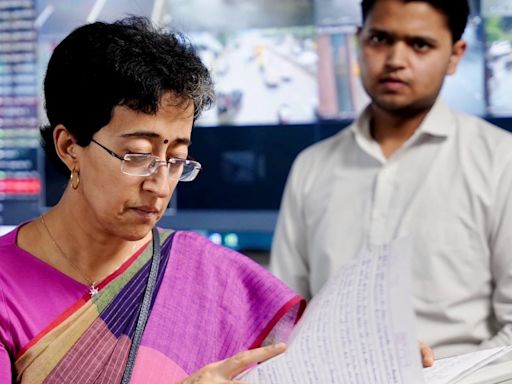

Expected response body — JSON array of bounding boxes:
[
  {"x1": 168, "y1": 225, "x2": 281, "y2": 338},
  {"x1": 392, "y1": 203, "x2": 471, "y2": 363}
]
[{"x1": 420, "y1": 341, "x2": 434, "y2": 367}]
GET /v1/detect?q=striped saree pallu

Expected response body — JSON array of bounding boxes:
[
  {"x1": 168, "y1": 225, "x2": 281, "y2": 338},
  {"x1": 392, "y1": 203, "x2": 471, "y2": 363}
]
[
  {"x1": 14, "y1": 230, "x2": 174, "y2": 384},
  {"x1": 14, "y1": 230, "x2": 304, "y2": 384}
]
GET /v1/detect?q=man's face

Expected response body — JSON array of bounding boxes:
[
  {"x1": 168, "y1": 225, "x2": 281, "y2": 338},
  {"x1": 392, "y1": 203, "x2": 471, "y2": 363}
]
[{"x1": 357, "y1": 0, "x2": 466, "y2": 115}]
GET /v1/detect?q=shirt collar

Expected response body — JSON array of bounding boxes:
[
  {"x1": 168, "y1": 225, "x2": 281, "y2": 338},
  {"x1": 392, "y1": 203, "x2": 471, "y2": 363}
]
[
  {"x1": 351, "y1": 97, "x2": 456, "y2": 141},
  {"x1": 416, "y1": 98, "x2": 456, "y2": 138}
]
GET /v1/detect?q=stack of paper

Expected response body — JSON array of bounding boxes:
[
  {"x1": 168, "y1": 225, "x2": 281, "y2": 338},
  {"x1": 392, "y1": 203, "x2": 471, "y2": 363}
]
[{"x1": 240, "y1": 240, "x2": 512, "y2": 384}]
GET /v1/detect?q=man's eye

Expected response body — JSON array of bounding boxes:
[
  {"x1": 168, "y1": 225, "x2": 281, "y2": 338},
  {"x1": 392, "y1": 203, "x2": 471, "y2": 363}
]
[
  {"x1": 368, "y1": 34, "x2": 388, "y2": 45},
  {"x1": 411, "y1": 39, "x2": 431, "y2": 51}
]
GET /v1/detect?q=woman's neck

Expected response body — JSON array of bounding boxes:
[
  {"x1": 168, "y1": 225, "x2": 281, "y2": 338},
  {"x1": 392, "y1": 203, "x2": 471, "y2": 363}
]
[{"x1": 39, "y1": 193, "x2": 150, "y2": 284}]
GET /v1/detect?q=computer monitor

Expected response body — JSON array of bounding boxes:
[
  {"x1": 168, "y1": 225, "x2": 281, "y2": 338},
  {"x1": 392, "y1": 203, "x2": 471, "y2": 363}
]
[{"x1": 483, "y1": 0, "x2": 512, "y2": 115}]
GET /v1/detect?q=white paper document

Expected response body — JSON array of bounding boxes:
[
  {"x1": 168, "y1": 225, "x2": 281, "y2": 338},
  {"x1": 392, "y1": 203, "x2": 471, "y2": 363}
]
[
  {"x1": 424, "y1": 347, "x2": 512, "y2": 384},
  {"x1": 240, "y1": 239, "x2": 512, "y2": 384},
  {"x1": 457, "y1": 358, "x2": 512, "y2": 384},
  {"x1": 241, "y1": 240, "x2": 425, "y2": 383}
]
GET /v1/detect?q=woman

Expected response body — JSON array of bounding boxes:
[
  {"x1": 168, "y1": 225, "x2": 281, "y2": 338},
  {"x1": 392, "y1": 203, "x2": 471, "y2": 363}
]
[{"x1": 0, "y1": 18, "x2": 304, "y2": 383}]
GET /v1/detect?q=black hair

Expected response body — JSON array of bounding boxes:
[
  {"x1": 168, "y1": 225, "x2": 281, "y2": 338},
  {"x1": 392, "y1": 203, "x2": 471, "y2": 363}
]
[
  {"x1": 360, "y1": 0, "x2": 470, "y2": 42},
  {"x1": 40, "y1": 16, "x2": 215, "y2": 174}
]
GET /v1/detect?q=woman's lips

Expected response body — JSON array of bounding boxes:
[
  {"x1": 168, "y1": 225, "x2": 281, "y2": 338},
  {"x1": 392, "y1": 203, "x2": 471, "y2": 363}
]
[{"x1": 131, "y1": 207, "x2": 160, "y2": 219}]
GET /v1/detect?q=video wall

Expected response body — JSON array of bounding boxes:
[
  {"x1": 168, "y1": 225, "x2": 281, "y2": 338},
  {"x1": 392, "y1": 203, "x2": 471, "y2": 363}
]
[
  {"x1": 483, "y1": 0, "x2": 512, "y2": 115},
  {"x1": 1, "y1": 0, "x2": 512, "y2": 250}
]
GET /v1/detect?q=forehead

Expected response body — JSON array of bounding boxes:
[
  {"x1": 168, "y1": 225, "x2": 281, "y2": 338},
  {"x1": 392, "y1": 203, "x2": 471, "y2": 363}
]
[
  {"x1": 364, "y1": 0, "x2": 450, "y2": 37},
  {"x1": 103, "y1": 97, "x2": 194, "y2": 140}
]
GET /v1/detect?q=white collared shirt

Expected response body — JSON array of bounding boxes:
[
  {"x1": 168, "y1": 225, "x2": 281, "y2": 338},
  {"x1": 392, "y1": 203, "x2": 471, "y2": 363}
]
[{"x1": 271, "y1": 99, "x2": 512, "y2": 357}]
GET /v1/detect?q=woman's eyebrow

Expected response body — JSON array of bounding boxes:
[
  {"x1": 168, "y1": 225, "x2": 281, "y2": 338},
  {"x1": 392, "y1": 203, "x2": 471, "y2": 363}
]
[
  {"x1": 119, "y1": 131, "x2": 161, "y2": 139},
  {"x1": 119, "y1": 131, "x2": 191, "y2": 145}
]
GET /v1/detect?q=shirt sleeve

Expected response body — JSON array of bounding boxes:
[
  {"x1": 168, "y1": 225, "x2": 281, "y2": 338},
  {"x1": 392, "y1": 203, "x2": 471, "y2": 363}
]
[
  {"x1": 481, "y1": 150, "x2": 512, "y2": 349},
  {"x1": 270, "y1": 156, "x2": 312, "y2": 300},
  {"x1": 0, "y1": 342, "x2": 11, "y2": 383}
]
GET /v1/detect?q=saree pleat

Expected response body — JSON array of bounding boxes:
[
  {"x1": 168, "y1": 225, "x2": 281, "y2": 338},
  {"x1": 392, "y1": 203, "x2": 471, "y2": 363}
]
[
  {"x1": 16, "y1": 300, "x2": 101, "y2": 383},
  {"x1": 132, "y1": 231, "x2": 306, "y2": 378}
]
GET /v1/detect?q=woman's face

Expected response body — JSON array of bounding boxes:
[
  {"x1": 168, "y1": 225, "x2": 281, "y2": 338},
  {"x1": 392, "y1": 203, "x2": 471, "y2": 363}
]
[{"x1": 75, "y1": 94, "x2": 194, "y2": 241}]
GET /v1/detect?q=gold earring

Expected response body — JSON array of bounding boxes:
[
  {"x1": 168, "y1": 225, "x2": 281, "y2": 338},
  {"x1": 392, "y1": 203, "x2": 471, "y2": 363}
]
[{"x1": 70, "y1": 168, "x2": 80, "y2": 190}]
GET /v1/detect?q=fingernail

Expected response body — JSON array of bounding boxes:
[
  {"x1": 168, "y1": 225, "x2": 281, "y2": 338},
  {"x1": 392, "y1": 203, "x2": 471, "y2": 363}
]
[{"x1": 273, "y1": 342, "x2": 286, "y2": 349}]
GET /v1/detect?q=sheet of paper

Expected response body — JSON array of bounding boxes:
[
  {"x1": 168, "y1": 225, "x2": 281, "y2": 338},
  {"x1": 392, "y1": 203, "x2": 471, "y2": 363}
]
[
  {"x1": 457, "y1": 359, "x2": 512, "y2": 384},
  {"x1": 240, "y1": 239, "x2": 425, "y2": 384},
  {"x1": 423, "y1": 347, "x2": 512, "y2": 384}
]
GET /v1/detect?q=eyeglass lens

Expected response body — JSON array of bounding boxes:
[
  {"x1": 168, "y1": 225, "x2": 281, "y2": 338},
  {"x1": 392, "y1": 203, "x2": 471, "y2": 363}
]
[{"x1": 121, "y1": 154, "x2": 200, "y2": 181}]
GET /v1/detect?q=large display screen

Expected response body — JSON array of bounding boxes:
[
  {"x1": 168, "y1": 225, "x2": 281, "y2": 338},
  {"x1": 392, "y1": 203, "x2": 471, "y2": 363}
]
[
  {"x1": 0, "y1": 0, "x2": 41, "y2": 225},
  {"x1": 1, "y1": 0, "x2": 512, "y2": 251},
  {"x1": 483, "y1": 0, "x2": 512, "y2": 115},
  {"x1": 191, "y1": 27, "x2": 318, "y2": 126}
]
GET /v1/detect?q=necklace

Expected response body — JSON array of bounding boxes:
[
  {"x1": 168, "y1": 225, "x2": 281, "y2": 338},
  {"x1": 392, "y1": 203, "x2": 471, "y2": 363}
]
[{"x1": 40, "y1": 214, "x2": 132, "y2": 297}]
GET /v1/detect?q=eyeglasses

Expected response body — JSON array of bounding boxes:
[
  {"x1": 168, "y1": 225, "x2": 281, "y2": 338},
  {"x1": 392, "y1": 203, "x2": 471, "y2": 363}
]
[{"x1": 90, "y1": 138, "x2": 201, "y2": 182}]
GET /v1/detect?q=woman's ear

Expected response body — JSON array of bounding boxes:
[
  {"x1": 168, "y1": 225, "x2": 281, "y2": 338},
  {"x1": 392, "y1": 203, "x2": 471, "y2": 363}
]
[{"x1": 53, "y1": 125, "x2": 79, "y2": 172}]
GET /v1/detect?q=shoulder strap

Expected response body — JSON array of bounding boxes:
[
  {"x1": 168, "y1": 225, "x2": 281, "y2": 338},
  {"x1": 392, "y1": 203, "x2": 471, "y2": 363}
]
[{"x1": 121, "y1": 227, "x2": 161, "y2": 384}]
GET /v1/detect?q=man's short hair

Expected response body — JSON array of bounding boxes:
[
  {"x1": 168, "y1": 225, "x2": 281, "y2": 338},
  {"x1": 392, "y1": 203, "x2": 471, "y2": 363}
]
[{"x1": 361, "y1": 0, "x2": 470, "y2": 42}]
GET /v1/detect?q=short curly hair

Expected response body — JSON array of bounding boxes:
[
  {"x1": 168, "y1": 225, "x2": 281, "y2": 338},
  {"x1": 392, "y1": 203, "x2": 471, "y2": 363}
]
[{"x1": 40, "y1": 17, "x2": 215, "y2": 174}]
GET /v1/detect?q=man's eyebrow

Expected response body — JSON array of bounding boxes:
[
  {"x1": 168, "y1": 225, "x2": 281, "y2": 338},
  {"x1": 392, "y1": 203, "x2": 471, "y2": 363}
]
[
  {"x1": 366, "y1": 27, "x2": 391, "y2": 35},
  {"x1": 119, "y1": 131, "x2": 191, "y2": 145},
  {"x1": 407, "y1": 35, "x2": 438, "y2": 46},
  {"x1": 366, "y1": 27, "x2": 438, "y2": 44}
]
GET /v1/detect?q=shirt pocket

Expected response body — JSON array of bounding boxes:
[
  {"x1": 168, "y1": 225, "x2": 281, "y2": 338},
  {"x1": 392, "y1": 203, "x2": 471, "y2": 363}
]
[{"x1": 408, "y1": 213, "x2": 491, "y2": 304}]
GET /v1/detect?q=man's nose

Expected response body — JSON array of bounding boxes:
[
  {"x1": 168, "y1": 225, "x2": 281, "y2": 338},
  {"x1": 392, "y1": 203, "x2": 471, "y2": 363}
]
[{"x1": 385, "y1": 41, "x2": 408, "y2": 69}]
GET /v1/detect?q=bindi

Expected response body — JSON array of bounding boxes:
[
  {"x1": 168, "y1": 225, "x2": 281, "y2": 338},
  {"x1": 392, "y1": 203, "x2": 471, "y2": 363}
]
[{"x1": 163, "y1": 139, "x2": 169, "y2": 144}]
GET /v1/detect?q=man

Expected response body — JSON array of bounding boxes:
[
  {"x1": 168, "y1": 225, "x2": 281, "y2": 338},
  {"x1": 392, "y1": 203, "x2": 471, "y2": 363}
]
[{"x1": 271, "y1": 0, "x2": 512, "y2": 358}]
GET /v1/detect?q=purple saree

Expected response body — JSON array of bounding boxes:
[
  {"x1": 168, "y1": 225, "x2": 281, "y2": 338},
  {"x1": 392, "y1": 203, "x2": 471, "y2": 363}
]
[{"x1": 14, "y1": 230, "x2": 304, "y2": 383}]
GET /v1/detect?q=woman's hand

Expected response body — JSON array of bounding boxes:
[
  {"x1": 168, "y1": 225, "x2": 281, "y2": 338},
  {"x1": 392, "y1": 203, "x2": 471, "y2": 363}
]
[
  {"x1": 178, "y1": 343, "x2": 286, "y2": 383},
  {"x1": 419, "y1": 341, "x2": 434, "y2": 367}
]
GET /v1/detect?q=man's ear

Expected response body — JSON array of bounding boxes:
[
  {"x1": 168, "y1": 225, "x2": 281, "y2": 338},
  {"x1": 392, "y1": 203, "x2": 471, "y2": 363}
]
[
  {"x1": 447, "y1": 39, "x2": 467, "y2": 76},
  {"x1": 53, "y1": 125, "x2": 79, "y2": 172}
]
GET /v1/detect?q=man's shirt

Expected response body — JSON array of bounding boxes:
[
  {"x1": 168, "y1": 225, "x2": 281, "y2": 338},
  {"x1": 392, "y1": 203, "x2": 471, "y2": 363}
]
[{"x1": 271, "y1": 99, "x2": 512, "y2": 357}]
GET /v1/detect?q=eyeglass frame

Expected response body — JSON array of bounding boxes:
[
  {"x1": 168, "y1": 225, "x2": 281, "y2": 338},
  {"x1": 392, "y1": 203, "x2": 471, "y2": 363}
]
[{"x1": 89, "y1": 138, "x2": 202, "y2": 182}]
